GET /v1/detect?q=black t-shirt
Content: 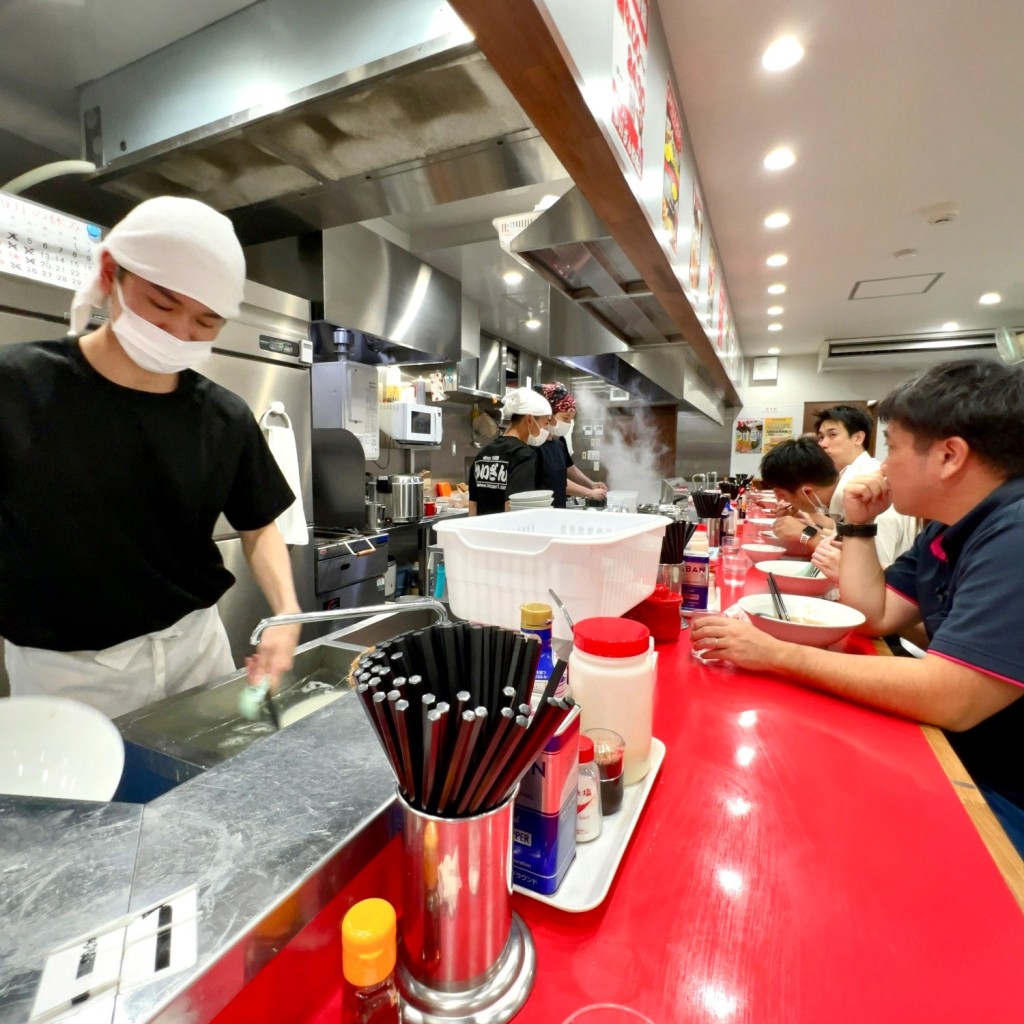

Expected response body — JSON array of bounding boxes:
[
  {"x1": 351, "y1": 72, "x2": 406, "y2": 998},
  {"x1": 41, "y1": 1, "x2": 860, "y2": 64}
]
[
  {"x1": 536, "y1": 436, "x2": 574, "y2": 508},
  {"x1": 0, "y1": 340, "x2": 295, "y2": 651},
  {"x1": 469, "y1": 434, "x2": 538, "y2": 516}
]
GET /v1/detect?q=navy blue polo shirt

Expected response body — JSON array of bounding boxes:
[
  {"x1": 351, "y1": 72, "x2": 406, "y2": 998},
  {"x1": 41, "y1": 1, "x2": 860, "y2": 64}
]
[{"x1": 885, "y1": 476, "x2": 1024, "y2": 805}]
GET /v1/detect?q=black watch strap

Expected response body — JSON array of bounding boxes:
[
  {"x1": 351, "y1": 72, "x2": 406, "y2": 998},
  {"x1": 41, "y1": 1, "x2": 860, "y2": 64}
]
[
  {"x1": 836, "y1": 521, "x2": 878, "y2": 538},
  {"x1": 799, "y1": 525, "x2": 819, "y2": 545}
]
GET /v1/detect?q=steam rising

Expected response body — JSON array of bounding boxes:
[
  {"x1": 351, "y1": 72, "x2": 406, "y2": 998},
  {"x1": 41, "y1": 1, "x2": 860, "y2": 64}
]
[{"x1": 574, "y1": 389, "x2": 667, "y2": 503}]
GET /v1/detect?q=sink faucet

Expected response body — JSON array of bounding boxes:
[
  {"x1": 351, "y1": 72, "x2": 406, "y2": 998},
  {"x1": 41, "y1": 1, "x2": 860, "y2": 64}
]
[{"x1": 249, "y1": 599, "x2": 449, "y2": 646}]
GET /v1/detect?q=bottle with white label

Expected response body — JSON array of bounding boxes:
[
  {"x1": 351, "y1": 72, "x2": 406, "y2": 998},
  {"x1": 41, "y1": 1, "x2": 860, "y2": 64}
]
[{"x1": 576, "y1": 734, "x2": 602, "y2": 842}]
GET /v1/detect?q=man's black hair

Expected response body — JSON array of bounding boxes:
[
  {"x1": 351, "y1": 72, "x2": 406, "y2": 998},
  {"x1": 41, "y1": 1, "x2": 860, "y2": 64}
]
[
  {"x1": 877, "y1": 359, "x2": 1024, "y2": 478},
  {"x1": 813, "y1": 405, "x2": 874, "y2": 447},
  {"x1": 759, "y1": 437, "x2": 839, "y2": 492}
]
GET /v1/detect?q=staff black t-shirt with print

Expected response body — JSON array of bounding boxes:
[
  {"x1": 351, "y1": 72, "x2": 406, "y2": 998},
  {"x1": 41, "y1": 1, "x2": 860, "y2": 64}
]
[
  {"x1": 469, "y1": 434, "x2": 538, "y2": 516},
  {"x1": 0, "y1": 339, "x2": 295, "y2": 651},
  {"x1": 536, "y1": 436, "x2": 574, "y2": 508}
]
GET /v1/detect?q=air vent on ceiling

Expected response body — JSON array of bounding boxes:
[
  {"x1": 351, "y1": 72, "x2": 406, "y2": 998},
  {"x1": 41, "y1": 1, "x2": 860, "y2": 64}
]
[
  {"x1": 848, "y1": 273, "x2": 943, "y2": 299},
  {"x1": 818, "y1": 331, "x2": 1002, "y2": 372}
]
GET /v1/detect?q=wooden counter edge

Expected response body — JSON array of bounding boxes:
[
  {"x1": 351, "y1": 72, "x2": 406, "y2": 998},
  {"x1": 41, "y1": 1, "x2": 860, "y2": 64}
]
[
  {"x1": 919, "y1": 724, "x2": 1024, "y2": 911},
  {"x1": 868, "y1": 640, "x2": 1024, "y2": 909}
]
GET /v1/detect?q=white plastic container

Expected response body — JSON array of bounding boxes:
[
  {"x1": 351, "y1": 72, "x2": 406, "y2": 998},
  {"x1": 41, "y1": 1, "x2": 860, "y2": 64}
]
[
  {"x1": 434, "y1": 509, "x2": 666, "y2": 639},
  {"x1": 606, "y1": 490, "x2": 639, "y2": 513},
  {"x1": 568, "y1": 618, "x2": 657, "y2": 785}
]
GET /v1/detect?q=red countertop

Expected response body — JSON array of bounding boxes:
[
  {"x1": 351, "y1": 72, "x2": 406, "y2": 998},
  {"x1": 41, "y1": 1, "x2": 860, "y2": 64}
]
[{"x1": 215, "y1": 548, "x2": 1024, "y2": 1024}]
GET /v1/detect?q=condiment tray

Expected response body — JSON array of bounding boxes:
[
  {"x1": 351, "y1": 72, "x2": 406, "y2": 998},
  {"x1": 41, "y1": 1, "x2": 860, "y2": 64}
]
[{"x1": 513, "y1": 737, "x2": 665, "y2": 913}]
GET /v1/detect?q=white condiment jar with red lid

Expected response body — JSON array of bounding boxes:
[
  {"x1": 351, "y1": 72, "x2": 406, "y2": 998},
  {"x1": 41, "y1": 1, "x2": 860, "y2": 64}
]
[{"x1": 568, "y1": 617, "x2": 656, "y2": 784}]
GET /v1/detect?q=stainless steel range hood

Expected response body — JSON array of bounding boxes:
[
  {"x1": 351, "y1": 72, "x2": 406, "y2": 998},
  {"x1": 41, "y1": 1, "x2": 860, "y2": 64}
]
[
  {"x1": 78, "y1": 0, "x2": 566, "y2": 245},
  {"x1": 512, "y1": 186, "x2": 685, "y2": 349}
]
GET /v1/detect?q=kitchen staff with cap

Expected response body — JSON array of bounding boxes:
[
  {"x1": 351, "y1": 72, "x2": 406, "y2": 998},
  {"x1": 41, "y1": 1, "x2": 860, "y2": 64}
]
[
  {"x1": 468, "y1": 387, "x2": 552, "y2": 515},
  {"x1": 533, "y1": 381, "x2": 608, "y2": 508},
  {"x1": 0, "y1": 196, "x2": 302, "y2": 719}
]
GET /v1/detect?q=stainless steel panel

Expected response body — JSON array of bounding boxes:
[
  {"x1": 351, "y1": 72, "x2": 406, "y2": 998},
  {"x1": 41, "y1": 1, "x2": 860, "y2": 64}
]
[
  {"x1": 0, "y1": 798, "x2": 144, "y2": 1024},
  {"x1": 322, "y1": 225, "x2": 461, "y2": 363},
  {"x1": 210, "y1": 280, "x2": 312, "y2": 365},
  {"x1": 316, "y1": 545, "x2": 388, "y2": 593},
  {"x1": 478, "y1": 333, "x2": 503, "y2": 395},
  {"x1": 0, "y1": 309, "x2": 68, "y2": 349},
  {"x1": 215, "y1": 533, "x2": 317, "y2": 668},
  {"x1": 79, "y1": 0, "x2": 474, "y2": 166},
  {"x1": 202, "y1": 352, "x2": 313, "y2": 518}
]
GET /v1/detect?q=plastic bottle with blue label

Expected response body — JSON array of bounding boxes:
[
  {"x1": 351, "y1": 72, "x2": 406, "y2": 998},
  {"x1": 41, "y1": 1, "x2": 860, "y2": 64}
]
[{"x1": 520, "y1": 602, "x2": 561, "y2": 709}]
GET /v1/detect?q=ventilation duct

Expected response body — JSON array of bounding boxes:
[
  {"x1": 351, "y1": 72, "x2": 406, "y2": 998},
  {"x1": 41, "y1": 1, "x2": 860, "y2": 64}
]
[{"x1": 817, "y1": 331, "x2": 1009, "y2": 372}]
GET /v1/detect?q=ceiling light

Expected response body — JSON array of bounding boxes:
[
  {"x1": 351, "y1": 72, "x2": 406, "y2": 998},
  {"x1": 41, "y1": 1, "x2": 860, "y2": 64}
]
[
  {"x1": 941, "y1": 321, "x2": 959, "y2": 331},
  {"x1": 763, "y1": 147, "x2": 795, "y2": 171},
  {"x1": 524, "y1": 317, "x2": 542, "y2": 330},
  {"x1": 762, "y1": 36, "x2": 804, "y2": 72},
  {"x1": 766, "y1": 253, "x2": 788, "y2": 267},
  {"x1": 979, "y1": 292, "x2": 1002, "y2": 305},
  {"x1": 894, "y1": 248, "x2": 918, "y2": 261},
  {"x1": 768, "y1": 347, "x2": 780, "y2": 355},
  {"x1": 764, "y1": 211, "x2": 790, "y2": 229},
  {"x1": 767, "y1": 305, "x2": 784, "y2": 315},
  {"x1": 767, "y1": 283, "x2": 786, "y2": 295},
  {"x1": 767, "y1": 323, "x2": 783, "y2": 332},
  {"x1": 502, "y1": 270, "x2": 523, "y2": 285}
]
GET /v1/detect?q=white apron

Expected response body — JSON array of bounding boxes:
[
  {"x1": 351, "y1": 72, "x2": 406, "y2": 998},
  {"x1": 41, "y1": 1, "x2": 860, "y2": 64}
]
[{"x1": 5, "y1": 606, "x2": 236, "y2": 720}]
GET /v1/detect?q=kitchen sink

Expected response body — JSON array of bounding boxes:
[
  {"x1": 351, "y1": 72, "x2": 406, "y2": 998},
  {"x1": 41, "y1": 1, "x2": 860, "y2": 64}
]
[{"x1": 113, "y1": 605, "x2": 445, "y2": 801}]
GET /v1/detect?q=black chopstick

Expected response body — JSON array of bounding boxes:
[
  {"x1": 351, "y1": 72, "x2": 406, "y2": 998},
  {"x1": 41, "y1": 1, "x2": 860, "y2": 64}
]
[{"x1": 766, "y1": 572, "x2": 790, "y2": 621}]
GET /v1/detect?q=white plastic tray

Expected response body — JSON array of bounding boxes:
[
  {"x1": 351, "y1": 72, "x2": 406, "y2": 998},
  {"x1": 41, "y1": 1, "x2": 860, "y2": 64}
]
[{"x1": 514, "y1": 738, "x2": 665, "y2": 913}]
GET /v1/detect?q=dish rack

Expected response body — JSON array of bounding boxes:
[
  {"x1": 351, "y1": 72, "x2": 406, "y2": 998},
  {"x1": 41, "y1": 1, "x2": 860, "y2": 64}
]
[{"x1": 433, "y1": 509, "x2": 666, "y2": 639}]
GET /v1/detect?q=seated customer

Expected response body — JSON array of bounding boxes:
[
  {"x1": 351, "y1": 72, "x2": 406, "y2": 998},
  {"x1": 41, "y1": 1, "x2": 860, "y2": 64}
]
[
  {"x1": 532, "y1": 382, "x2": 607, "y2": 508},
  {"x1": 761, "y1": 437, "x2": 917, "y2": 574},
  {"x1": 468, "y1": 388, "x2": 551, "y2": 516},
  {"x1": 815, "y1": 404, "x2": 879, "y2": 513},
  {"x1": 693, "y1": 359, "x2": 1024, "y2": 851}
]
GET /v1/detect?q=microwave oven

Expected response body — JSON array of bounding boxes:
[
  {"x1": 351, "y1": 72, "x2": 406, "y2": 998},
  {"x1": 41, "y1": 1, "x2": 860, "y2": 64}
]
[{"x1": 379, "y1": 401, "x2": 443, "y2": 445}]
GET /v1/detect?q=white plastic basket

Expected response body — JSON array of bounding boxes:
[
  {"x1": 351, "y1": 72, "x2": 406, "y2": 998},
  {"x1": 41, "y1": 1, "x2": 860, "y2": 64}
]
[{"x1": 434, "y1": 509, "x2": 667, "y2": 639}]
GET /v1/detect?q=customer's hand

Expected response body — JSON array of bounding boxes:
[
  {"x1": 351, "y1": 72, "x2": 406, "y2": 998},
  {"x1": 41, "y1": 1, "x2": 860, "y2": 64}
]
[
  {"x1": 843, "y1": 473, "x2": 892, "y2": 525},
  {"x1": 245, "y1": 622, "x2": 302, "y2": 691},
  {"x1": 691, "y1": 615, "x2": 787, "y2": 671},
  {"x1": 811, "y1": 533, "x2": 842, "y2": 581},
  {"x1": 771, "y1": 514, "x2": 807, "y2": 544}
]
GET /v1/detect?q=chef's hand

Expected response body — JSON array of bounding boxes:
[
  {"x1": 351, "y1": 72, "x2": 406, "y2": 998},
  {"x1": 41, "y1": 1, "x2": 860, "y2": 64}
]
[
  {"x1": 843, "y1": 472, "x2": 892, "y2": 525},
  {"x1": 691, "y1": 615, "x2": 787, "y2": 672},
  {"x1": 592, "y1": 481, "x2": 609, "y2": 495},
  {"x1": 245, "y1": 622, "x2": 302, "y2": 691},
  {"x1": 810, "y1": 532, "x2": 842, "y2": 581}
]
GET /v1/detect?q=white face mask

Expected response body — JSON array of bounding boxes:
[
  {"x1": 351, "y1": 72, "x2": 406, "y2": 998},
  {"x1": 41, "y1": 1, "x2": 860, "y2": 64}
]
[
  {"x1": 526, "y1": 420, "x2": 550, "y2": 447},
  {"x1": 549, "y1": 419, "x2": 573, "y2": 438},
  {"x1": 112, "y1": 281, "x2": 214, "y2": 375}
]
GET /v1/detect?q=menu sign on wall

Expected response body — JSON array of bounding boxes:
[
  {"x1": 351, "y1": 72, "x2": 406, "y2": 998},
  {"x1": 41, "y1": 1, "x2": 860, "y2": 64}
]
[
  {"x1": 688, "y1": 183, "x2": 703, "y2": 292},
  {"x1": 662, "y1": 81, "x2": 682, "y2": 251},
  {"x1": 611, "y1": 0, "x2": 649, "y2": 177},
  {"x1": 0, "y1": 192, "x2": 100, "y2": 292}
]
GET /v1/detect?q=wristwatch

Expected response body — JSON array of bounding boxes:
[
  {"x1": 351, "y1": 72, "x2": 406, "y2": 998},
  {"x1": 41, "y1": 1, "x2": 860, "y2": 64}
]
[
  {"x1": 835, "y1": 521, "x2": 878, "y2": 538},
  {"x1": 799, "y1": 525, "x2": 819, "y2": 546}
]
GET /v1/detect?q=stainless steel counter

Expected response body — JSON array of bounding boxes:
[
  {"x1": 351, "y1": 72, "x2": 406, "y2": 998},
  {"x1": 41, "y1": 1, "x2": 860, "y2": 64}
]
[
  {"x1": 0, "y1": 798, "x2": 144, "y2": 1023},
  {"x1": 0, "y1": 611, "x2": 430, "y2": 1024}
]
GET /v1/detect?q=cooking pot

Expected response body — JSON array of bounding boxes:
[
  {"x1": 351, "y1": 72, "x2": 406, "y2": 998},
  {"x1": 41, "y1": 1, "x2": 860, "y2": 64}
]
[{"x1": 376, "y1": 474, "x2": 424, "y2": 524}]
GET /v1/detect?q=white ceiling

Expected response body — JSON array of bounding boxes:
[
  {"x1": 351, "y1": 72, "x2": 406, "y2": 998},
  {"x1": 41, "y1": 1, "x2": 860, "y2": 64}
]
[
  {"x1": 3, "y1": 0, "x2": 1024, "y2": 366},
  {"x1": 660, "y1": 0, "x2": 1024, "y2": 356}
]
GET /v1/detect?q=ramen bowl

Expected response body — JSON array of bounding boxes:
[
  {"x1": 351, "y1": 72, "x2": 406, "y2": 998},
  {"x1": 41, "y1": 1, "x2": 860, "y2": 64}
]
[
  {"x1": 752, "y1": 560, "x2": 833, "y2": 597},
  {"x1": 738, "y1": 594, "x2": 865, "y2": 648},
  {"x1": 740, "y1": 543, "x2": 787, "y2": 564}
]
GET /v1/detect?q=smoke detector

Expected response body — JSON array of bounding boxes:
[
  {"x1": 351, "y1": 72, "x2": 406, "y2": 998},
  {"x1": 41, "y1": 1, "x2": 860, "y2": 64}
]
[{"x1": 921, "y1": 201, "x2": 960, "y2": 226}]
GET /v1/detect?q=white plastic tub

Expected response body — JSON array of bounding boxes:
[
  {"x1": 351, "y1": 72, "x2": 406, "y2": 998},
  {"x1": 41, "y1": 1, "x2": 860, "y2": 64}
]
[{"x1": 434, "y1": 509, "x2": 667, "y2": 638}]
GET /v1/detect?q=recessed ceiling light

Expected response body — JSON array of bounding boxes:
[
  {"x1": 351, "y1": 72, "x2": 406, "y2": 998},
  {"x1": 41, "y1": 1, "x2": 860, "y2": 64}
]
[
  {"x1": 524, "y1": 317, "x2": 542, "y2": 330},
  {"x1": 766, "y1": 253, "x2": 788, "y2": 267},
  {"x1": 762, "y1": 36, "x2": 804, "y2": 72},
  {"x1": 767, "y1": 323, "x2": 783, "y2": 332},
  {"x1": 764, "y1": 211, "x2": 790, "y2": 229},
  {"x1": 979, "y1": 292, "x2": 1002, "y2": 305},
  {"x1": 767, "y1": 283, "x2": 787, "y2": 295},
  {"x1": 767, "y1": 347, "x2": 780, "y2": 355},
  {"x1": 767, "y1": 305, "x2": 784, "y2": 315},
  {"x1": 894, "y1": 248, "x2": 918, "y2": 260},
  {"x1": 502, "y1": 270, "x2": 523, "y2": 285},
  {"x1": 941, "y1": 321, "x2": 959, "y2": 331},
  {"x1": 764, "y1": 147, "x2": 795, "y2": 171}
]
